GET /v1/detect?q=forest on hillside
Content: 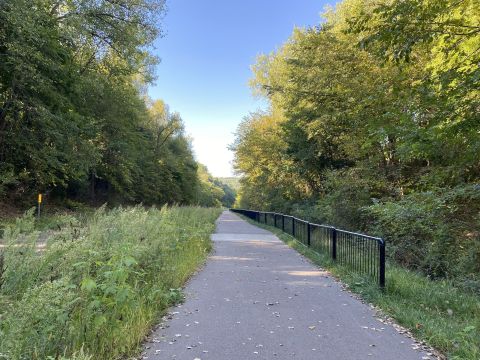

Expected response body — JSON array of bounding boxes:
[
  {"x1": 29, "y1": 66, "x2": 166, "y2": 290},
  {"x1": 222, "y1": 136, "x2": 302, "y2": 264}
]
[
  {"x1": 232, "y1": 0, "x2": 480, "y2": 291},
  {"x1": 0, "y1": 0, "x2": 235, "y2": 211}
]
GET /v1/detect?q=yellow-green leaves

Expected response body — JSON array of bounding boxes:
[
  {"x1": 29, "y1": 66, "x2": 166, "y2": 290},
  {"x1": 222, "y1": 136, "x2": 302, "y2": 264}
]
[{"x1": 80, "y1": 278, "x2": 97, "y2": 292}]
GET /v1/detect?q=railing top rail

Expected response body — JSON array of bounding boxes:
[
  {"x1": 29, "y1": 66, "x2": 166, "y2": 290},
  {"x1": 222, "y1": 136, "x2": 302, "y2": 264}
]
[
  {"x1": 231, "y1": 208, "x2": 383, "y2": 243},
  {"x1": 292, "y1": 216, "x2": 305, "y2": 222},
  {"x1": 335, "y1": 228, "x2": 384, "y2": 243},
  {"x1": 309, "y1": 222, "x2": 334, "y2": 229}
]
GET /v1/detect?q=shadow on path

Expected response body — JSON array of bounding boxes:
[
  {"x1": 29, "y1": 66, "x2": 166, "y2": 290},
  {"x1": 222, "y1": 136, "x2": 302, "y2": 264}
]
[{"x1": 142, "y1": 211, "x2": 432, "y2": 360}]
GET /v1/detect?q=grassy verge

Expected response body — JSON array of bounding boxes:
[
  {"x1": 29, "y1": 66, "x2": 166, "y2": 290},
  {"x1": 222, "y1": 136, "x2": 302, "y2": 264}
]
[
  {"x1": 0, "y1": 205, "x2": 222, "y2": 360},
  {"x1": 0, "y1": 205, "x2": 95, "y2": 242},
  {"x1": 239, "y1": 215, "x2": 480, "y2": 360}
]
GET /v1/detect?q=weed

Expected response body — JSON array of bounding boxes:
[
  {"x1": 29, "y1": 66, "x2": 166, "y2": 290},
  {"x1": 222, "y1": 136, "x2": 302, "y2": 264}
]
[{"x1": 0, "y1": 206, "x2": 221, "y2": 359}]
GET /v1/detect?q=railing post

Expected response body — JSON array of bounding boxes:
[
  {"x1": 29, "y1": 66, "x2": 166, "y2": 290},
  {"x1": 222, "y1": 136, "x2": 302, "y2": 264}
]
[
  {"x1": 332, "y1": 227, "x2": 337, "y2": 260},
  {"x1": 274, "y1": 214, "x2": 277, "y2": 228},
  {"x1": 379, "y1": 240, "x2": 386, "y2": 288},
  {"x1": 282, "y1": 215, "x2": 285, "y2": 232},
  {"x1": 292, "y1": 217, "x2": 295, "y2": 237},
  {"x1": 307, "y1": 222, "x2": 311, "y2": 246}
]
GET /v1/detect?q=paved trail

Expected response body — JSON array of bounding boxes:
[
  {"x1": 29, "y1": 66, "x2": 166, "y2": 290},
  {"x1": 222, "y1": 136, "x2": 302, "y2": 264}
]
[{"x1": 143, "y1": 211, "x2": 432, "y2": 360}]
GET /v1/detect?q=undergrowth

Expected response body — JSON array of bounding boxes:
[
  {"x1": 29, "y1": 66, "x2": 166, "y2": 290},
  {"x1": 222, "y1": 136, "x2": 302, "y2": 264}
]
[
  {"x1": 0, "y1": 206, "x2": 221, "y2": 359},
  {"x1": 240, "y1": 215, "x2": 480, "y2": 360}
]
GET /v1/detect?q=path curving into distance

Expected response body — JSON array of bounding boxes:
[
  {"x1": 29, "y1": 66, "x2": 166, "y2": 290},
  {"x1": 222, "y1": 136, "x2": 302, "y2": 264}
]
[{"x1": 142, "y1": 211, "x2": 434, "y2": 360}]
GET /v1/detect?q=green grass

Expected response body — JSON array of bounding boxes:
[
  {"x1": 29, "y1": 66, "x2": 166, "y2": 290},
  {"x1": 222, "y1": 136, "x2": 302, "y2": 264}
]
[
  {"x1": 240, "y1": 216, "x2": 480, "y2": 360},
  {"x1": 0, "y1": 205, "x2": 222, "y2": 360},
  {"x1": 0, "y1": 206, "x2": 94, "y2": 242}
]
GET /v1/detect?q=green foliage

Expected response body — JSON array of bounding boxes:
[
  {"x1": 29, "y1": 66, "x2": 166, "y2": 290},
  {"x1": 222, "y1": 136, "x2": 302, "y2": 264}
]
[
  {"x1": 194, "y1": 164, "x2": 224, "y2": 207},
  {"x1": 194, "y1": 164, "x2": 237, "y2": 207},
  {"x1": 288, "y1": 168, "x2": 385, "y2": 230},
  {"x1": 0, "y1": 0, "x2": 161, "y2": 194},
  {"x1": 231, "y1": 110, "x2": 310, "y2": 211},
  {"x1": 0, "y1": 206, "x2": 222, "y2": 359},
  {"x1": 350, "y1": 0, "x2": 480, "y2": 169},
  {"x1": 216, "y1": 177, "x2": 240, "y2": 192},
  {"x1": 35, "y1": 213, "x2": 81, "y2": 232},
  {"x1": 213, "y1": 178, "x2": 237, "y2": 208},
  {"x1": 0, "y1": 279, "x2": 78, "y2": 358},
  {"x1": 365, "y1": 185, "x2": 480, "y2": 286},
  {"x1": 0, "y1": 0, "x2": 225, "y2": 208},
  {"x1": 233, "y1": 0, "x2": 479, "y2": 289}
]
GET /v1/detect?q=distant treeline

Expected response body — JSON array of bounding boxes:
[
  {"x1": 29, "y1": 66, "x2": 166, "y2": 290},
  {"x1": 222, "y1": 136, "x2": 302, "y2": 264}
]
[
  {"x1": 0, "y1": 0, "x2": 235, "y2": 209},
  {"x1": 232, "y1": 0, "x2": 480, "y2": 291}
]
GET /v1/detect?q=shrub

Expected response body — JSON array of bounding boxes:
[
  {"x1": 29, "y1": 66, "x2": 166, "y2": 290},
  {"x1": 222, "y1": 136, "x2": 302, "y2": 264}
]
[
  {"x1": 291, "y1": 169, "x2": 386, "y2": 231},
  {"x1": 365, "y1": 185, "x2": 480, "y2": 286}
]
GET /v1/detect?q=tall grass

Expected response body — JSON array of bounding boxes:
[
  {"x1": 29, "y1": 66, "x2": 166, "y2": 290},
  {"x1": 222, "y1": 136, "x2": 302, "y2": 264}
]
[
  {"x1": 242, "y1": 216, "x2": 480, "y2": 360},
  {"x1": 0, "y1": 205, "x2": 221, "y2": 359}
]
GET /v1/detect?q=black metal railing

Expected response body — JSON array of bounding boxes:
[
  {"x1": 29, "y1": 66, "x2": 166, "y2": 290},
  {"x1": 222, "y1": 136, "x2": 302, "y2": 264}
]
[{"x1": 230, "y1": 209, "x2": 385, "y2": 288}]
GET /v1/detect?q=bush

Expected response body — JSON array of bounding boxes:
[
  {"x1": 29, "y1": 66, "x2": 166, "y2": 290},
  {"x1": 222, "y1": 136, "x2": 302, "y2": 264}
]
[
  {"x1": 290, "y1": 169, "x2": 386, "y2": 231},
  {"x1": 365, "y1": 185, "x2": 480, "y2": 286}
]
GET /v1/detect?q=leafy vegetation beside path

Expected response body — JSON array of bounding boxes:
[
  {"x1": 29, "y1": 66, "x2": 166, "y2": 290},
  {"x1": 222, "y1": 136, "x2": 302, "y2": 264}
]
[
  {"x1": 243, "y1": 216, "x2": 480, "y2": 360},
  {"x1": 232, "y1": 0, "x2": 480, "y2": 292},
  {"x1": 0, "y1": 206, "x2": 222, "y2": 360}
]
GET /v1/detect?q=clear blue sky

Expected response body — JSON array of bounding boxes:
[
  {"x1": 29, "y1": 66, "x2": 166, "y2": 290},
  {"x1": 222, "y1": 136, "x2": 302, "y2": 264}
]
[{"x1": 148, "y1": 0, "x2": 336, "y2": 177}]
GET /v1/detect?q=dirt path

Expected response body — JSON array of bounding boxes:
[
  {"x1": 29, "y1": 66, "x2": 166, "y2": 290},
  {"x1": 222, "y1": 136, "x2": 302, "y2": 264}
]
[
  {"x1": 0, "y1": 230, "x2": 52, "y2": 252},
  {"x1": 142, "y1": 211, "x2": 433, "y2": 360}
]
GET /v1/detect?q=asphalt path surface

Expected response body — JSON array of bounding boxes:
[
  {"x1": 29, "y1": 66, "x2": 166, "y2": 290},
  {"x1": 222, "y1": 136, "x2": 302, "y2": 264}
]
[{"x1": 142, "y1": 211, "x2": 433, "y2": 360}]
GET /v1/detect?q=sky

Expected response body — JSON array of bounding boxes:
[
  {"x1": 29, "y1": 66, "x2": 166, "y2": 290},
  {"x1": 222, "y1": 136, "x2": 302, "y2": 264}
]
[{"x1": 148, "y1": 0, "x2": 336, "y2": 177}]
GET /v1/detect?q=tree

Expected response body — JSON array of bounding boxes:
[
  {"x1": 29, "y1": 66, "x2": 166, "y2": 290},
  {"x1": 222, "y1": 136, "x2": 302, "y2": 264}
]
[
  {"x1": 232, "y1": 0, "x2": 480, "y2": 281},
  {"x1": 0, "y1": 0, "x2": 164, "y2": 200},
  {"x1": 194, "y1": 164, "x2": 224, "y2": 207},
  {"x1": 350, "y1": 0, "x2": 480, "y2": 174},
  {"x1": 231, "y1": 110, "x2": 310, "y2": 211},
  {"x1": 0, "y1": 0, "x2": 224, "y2": 209}
]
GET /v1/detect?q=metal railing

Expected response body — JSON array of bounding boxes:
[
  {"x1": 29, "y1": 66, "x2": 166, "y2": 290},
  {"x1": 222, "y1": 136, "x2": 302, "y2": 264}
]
[{"x1": 230, "y1": 209, "x2": 385, "y2": 288}]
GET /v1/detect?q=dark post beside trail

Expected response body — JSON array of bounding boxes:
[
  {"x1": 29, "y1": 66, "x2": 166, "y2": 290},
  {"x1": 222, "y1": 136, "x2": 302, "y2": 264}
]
[
  {"x1": 379, "y1": 240, "x2": 386, "y2": 289},
  {"x1": 37, "y1": 193, "x2": 42, "y2": 218},
  {"x1": 332, "y1": 227, "x2": 337, "y2": 260},
  {"x1": 230, "y1": 209, "x2": 386, "y2": 288},
  {"x1": 307, "y1": 222, "x2": 311, "y2": 246}
]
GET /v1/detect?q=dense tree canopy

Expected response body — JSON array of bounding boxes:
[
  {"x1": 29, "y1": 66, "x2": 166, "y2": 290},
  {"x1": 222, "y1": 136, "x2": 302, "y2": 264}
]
[
  {"x1": 0, "y1": 0, "x2": 234, "y2": 208},
  {"x1": 232, "y1": 0, "x2": 480, "y2": 288}
]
